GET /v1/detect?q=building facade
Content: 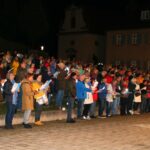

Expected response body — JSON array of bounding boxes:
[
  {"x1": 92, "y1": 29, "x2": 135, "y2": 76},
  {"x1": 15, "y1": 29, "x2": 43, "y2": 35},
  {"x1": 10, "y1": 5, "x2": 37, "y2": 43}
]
[
  {"x1": 106, "y1": 28, "x2": 150, "y2": 68},
  {"x1": 58, "y1": 5, "x2": 105, "y2": 63}
]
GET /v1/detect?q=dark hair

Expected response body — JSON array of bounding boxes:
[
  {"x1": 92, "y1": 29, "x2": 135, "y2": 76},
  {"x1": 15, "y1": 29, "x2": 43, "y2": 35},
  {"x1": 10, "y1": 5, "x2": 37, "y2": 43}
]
[
  {"x1": 33, "y1": 73, "x2": 42, "y2": 80},
  {"x1": 70, "y1": 72, "x2": 76, "y2": 78},
  {"x1": 25, "y1": 73, "x2": 33, "y2": 79}
]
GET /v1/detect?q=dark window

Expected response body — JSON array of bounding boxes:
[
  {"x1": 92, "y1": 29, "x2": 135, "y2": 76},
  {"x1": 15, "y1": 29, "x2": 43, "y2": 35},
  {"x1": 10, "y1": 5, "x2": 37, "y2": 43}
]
[
  {"x1": 70, "y1": 40, "x2": 75, "y2": 46},
  {"x1": 95, "y1": 41, "x2": 99, "y2": 46},
  {"x1": 71, "y1": 16, "x2": 76, "y2": 29},
  {"x1": 144, "y1": 33, "x2": 149, "y2": 44},
  {"x1": 127, "y1": 34, "x2": 132, "y2": 45}
]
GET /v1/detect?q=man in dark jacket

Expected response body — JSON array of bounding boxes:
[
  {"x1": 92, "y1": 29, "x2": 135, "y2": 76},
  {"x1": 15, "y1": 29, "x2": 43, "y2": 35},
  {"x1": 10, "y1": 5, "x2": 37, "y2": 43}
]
[
  {"x1": 66, "y1": 72, "x2": 77, "y2": 123},
  {"x1": 3, "y1": 72, "x2": 15, "y2": 129},
  {"x1": 56, "y1": 63, "x2": 67, "y2": 109},
  {"x1": 98, "y1": 78, "x2": 107, "y2": 118}
]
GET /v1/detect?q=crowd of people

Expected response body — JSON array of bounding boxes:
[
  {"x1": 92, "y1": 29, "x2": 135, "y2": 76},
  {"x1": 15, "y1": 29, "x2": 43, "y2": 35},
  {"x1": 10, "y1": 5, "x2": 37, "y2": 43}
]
[{"x1": 0, "y1": 51, "x2": 150, "y2": 129}]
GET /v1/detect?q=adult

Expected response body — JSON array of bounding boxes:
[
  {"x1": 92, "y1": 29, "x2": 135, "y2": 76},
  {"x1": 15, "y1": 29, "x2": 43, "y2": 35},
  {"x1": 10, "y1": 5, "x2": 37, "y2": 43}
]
[
  {"x1": 3, "y1": 72, "x2": 15, "y2": 129},
  {"x1": 56, "y1": 62, "x2": 67, "y2": 109},
  {"x1": 66, "y1": 72, "x2": 77, "y2": 123},
  {"x1": 22, "y1": 73, "x2": 34, "y2": 128}
]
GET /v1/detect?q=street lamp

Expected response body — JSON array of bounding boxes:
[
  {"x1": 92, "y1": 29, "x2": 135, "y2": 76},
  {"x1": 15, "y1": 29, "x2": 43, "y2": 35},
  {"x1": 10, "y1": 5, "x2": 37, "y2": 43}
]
[{"x1": 41, "y1": 46, "x2": 44, "y2": 51}]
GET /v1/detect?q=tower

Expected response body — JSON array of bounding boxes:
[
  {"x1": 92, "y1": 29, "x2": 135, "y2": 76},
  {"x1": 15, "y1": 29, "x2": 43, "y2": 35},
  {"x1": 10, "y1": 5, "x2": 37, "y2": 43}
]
[{"x1": 58, "y1": 5, "x2": 105, "y2": 62}]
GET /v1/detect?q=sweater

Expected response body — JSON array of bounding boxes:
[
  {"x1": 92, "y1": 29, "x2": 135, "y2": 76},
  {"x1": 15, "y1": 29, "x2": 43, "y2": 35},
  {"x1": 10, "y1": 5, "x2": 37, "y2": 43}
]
[{"x1": 76, "y1": 81, "x2": 91, "y2": 100}]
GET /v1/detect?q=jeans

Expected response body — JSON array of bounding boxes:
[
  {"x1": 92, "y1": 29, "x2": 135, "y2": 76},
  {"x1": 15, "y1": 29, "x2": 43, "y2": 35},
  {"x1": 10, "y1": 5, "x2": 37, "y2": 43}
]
[
  {"x1": 5, "y1": 101, "x2": 16, "y2": 127},
  {"x1": 106, "y1": 101, "x2": 113, "y2": 116},
  {"x1": 67, "y1": 97, "x2": 74, "y2": 121},
  {"x1": 120, "y1": 97, "x2": 128, "y2": 115},
  {"x1": 77, "y1": 99, "x2": 84, "y2": 118},
  {"x1": 98, "y1": 98, "x2": 106, "y2": 116},
  {"x1": 35, "y1": 102, "x2": 43, "y2": 122},
  {"x1": 146, "y1": 99, "x2": 150, "y2": 112},
  {"x1": 48, "y1": 94, "x2": 51, "y2": 105},
  {"x1": 141, "y1": 95, "x2": 147, "y2": 113},
  {"x1": 56, "y1": 90, "x2": 64, "y2": 108},
  {"x1": 127, "y1": 94, "x2": 134, "y2": 113},
  {"x1": 23, "y1": 110, "x2": 31, "y2": 124},
  {"x1": 112, "y1": 97, "x2": 120, "y2": 115},
  {"x1": 90, "y1": 101, "x2": 97, "y2": 116}
]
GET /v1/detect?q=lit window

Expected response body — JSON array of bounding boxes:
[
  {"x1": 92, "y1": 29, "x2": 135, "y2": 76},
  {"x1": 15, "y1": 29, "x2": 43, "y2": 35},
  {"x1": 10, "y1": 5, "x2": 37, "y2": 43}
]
[
  {"x1": 116, "y1": 34, "x2": 122, "y2": 46},
  {"x1": 141, "y1": 10, "x2": 150, "y2": 20},
  {"x1": 131, "y1": 33, "x2": 138, "y2": 45},
  {"x1": 131, "y1": 33, "x2": 142, "y2": 45},
  {"x1": 112, "y1": 33, "x2": 125, "y2": 46}
]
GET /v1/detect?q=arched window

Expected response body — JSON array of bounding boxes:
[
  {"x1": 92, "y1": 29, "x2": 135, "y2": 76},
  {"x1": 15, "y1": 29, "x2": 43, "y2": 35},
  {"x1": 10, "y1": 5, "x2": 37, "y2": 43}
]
[{"x1": 71, "y1": 16, "x2": 76, "y2": 29}]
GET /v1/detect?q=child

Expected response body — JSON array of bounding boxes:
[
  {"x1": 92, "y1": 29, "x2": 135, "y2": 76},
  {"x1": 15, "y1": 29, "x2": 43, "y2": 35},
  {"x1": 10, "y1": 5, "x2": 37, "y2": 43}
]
[
  {"x1": 90, "y1": 79, "x2": 98, "y2": 118},
  {"x1": 32, "y1": 74, "x2": 50, "y2": 125},
  {"x1": 106, "y1": 79, "x2": 114, "y2": 117},
  {"x1": 82, "y1": 77, "x2": 93, "y2": 120}
]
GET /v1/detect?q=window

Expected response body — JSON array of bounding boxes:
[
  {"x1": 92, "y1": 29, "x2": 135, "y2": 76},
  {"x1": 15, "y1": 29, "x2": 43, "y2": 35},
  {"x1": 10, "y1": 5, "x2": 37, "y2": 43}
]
[
  {"x1": 141, "y1": 10, "x2": 150, "y2": 21},
  {"x1": 70, "y1": 40, "x2": 75, "y2": 46},
  {"x1": 116, "y1": 34, "x2": 122, "y2": 46},
  {"x1": 144, "y1": 33, "x2": 149, "y2": 44},
  {"x1": 131, "y1": 33, "x2": 138, "y2": 45},
  {"x1": 131, "y1": 33, "x2": 142, "y2": 45},
  {"x1": 112, "y1": 33, "x2": 125, "y2": 46},
  {"x1": 71, "y1": 16, "x2": 76, "y2": 29},
  {"x1": 95, "y1": 41, "x2": 99, "y2": 46}
]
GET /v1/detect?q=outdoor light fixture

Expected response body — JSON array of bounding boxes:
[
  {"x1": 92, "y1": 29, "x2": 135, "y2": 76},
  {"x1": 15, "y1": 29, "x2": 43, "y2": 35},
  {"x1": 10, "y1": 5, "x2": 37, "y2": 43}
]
[{"x1": 41, "y1": 46, "x2": 44, "y2": 51}]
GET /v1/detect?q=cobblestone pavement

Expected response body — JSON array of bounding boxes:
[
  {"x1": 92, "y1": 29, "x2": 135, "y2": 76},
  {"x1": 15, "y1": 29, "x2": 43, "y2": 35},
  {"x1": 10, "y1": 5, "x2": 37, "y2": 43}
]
[{"x1": 1, "y1": 114, "x2": 150, "y2": 150}]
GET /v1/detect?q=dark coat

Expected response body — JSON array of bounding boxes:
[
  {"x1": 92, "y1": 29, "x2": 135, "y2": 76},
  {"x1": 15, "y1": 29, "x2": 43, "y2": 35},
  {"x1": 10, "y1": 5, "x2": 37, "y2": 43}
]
[
  {"x1": 3, "y1": 79, "x2": 13, "y2": 102},
  {"x1": 66, "y1": 78, "x2": 76, "y2": 98},
  {"x1": 128, "y1": 82, "x2": 136, "y2": 93},
  {"x1": 57, "y1": 70, "x2": 67, "y2": 90}
]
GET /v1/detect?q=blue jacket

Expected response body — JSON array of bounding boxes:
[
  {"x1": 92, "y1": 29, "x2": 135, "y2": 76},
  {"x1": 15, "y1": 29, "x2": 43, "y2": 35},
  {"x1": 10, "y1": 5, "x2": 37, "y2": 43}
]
[
  {"x1": 98, "y1": 83, "x2": 107, "y2": 99},
  {"x1": 76, "y1": 81, "x2": 91, "y2": 100}
]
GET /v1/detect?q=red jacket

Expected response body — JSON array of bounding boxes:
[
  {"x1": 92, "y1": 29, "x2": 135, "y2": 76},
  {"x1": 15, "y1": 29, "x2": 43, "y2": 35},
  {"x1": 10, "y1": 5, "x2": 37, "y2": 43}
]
[{"x1": 92, "y1": 88, "x2": 98, "y2": 101}]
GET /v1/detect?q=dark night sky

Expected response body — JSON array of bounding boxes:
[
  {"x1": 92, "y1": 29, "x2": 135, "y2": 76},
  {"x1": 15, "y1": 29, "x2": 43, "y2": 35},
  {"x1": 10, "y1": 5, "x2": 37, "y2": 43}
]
[{"x1": 0, "y1": 0, "x2": 150, "y2": 56}]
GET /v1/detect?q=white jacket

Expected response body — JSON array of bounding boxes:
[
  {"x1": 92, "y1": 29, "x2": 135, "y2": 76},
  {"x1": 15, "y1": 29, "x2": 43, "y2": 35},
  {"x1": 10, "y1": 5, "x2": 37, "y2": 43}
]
[
  {"x1": 84, "y1": 83, "x2": 93, "y2": 104},
  {"x1": 134, "y1": 84, "x2": 141, "y2": 103},
  {"x1": 106, "y1": 83, "x2": 113, "y2": 102}
]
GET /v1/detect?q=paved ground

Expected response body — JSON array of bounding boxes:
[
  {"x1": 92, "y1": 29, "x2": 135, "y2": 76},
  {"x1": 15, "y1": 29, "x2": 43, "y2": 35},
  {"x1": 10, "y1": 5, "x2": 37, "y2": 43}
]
[{"x1": 0, "y1": 114, "x2": 150, "y2": 150}]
